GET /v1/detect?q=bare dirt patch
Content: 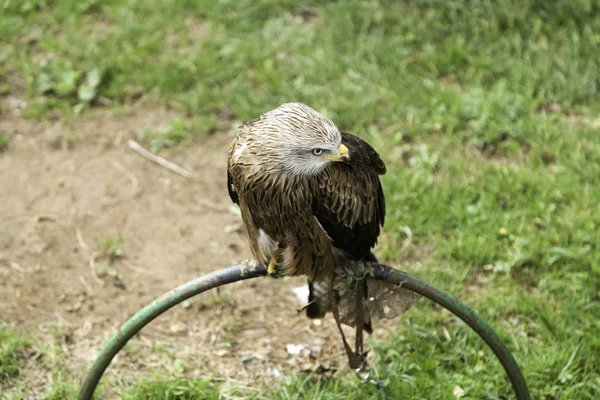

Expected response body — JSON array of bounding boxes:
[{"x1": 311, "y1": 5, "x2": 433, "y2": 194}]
[{"x1": 0, "y1": 106, "x2": 402, "y2": 398}]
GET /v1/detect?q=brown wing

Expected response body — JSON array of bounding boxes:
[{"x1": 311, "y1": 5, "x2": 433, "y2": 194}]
[
  {"x1": 312, "y1": 131, "x2": 386, "y2": 259},
  {"x1": 307, "y1": 131, "x2": 385, "y2": 322}
]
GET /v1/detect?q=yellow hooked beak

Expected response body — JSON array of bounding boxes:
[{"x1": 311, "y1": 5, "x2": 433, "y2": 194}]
[{"x1": 322, "y1": 143, "x2": 350, "y2": 162}]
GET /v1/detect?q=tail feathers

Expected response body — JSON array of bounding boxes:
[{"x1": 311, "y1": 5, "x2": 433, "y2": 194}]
[
  {"x1": 307, "y1": 279, "x2": 374, "y2": 333},
  {"x1": 362, "y1": 252, "x2": 376, "y2": 333},
  {"x1": 306, "y1": 251, "x2": 378, "y2": 333}
]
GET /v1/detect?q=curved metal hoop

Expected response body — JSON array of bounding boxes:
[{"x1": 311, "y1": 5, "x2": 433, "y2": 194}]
[{"x1": 78, "y1": 263, "x2": 531, "y2": 400}]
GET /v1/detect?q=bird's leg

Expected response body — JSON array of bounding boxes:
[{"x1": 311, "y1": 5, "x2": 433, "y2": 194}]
[
  {"x1": 354, "y1": 281, "x2": 364, "y2": 355},
  {"x1": 346, "y1": 261, "x2": 369, "y2": 368},
  {"x1": 328, "y1": 275, "x2": 366, "y2": 369},
  {"x1": 328, "y1": 274, "x2": 355, "y2": 366},
  {"x1": 353, "y1": 279, "x2": 369, "y2": 368},
  {"x1": 330, "y1": 302, "x2": 364, "y2": 369}
]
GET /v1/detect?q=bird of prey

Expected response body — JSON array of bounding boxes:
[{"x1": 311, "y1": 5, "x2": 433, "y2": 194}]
[{"x1": 227, "y1": 102, "x2": 387, "y2": 366}]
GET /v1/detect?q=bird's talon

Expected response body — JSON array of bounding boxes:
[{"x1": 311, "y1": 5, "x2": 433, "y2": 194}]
[
  {"x1": 267, "y1": 259, "x2": 276, "y2": 274},
  {"x1": 266, "y1": 258, "x2": 280, "y2": 278},
  {"x1": 349, "y1": 351, "x2": 370, "y2": 370}
]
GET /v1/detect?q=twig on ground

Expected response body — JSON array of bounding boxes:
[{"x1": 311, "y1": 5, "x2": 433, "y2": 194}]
[
  {"x1": 76, "y1": 228, "x2": 91, "y2": 253},
  {"x1": 79, "y1": 276, "x2": 95, "y2": 296},
  {"x1": 122, "y1": 260, "x2": 150, "y2": 275},
  {"x1": 111, "y1": 160, "x2": 140, "y2": 196},
  {"x1": 127, "y1": 139, "x2": 194, "y2": 179},
  {"x1": 88, "y1": 253, "x2": 104, "y2": 285},
  {"x1": 9, "y1": 260, "x2": 24, "y2": 271},
  {"x1": 76, "y1": 228, "x2": 104, "y2": 284}
]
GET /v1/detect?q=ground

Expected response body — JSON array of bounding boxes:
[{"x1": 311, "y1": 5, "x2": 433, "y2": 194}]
[
  {"x1": 1, "y1": 1, "x2": 600, "y2": 399},
  {"x1": 2, "y1": 104, "x2": 401, "y2": 398}
]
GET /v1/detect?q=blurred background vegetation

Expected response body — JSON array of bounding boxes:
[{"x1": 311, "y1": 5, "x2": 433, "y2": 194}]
[{"x1": 1, "y1": 0, "x2": 599, "y2": 399}]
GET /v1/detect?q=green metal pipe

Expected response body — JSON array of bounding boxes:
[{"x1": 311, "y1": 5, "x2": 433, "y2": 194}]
[
  {"x1": 369, "y1": 263, "x2": 530, "y2": 400},
  {"x1": 78, "y1": 263, "x2": 530, "y2": 400},
  {"x1": 77, "y1": 263, "x2": 266, "y2": 400}
]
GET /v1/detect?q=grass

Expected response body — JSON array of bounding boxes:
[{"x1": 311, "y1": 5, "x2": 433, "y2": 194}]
[
  {"x1": 0, "y1": 326, "x2": 79, "y2": 399},
  {"x1": 0, "y1": 327, "x2": 26, "y2": 382},
  {"x1": 122, "y1": 378, "x2": 220, "y2": 400},
  {"x1": 1, "y1": 0, "x2": 600, "y2": 399},
  {"x1": 0, "y1": 133, "x2": 8, "y2": 151}
]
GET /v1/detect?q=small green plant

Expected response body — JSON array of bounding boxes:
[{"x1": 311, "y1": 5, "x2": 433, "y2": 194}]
[
  {"x1": 33, "y1": 60, "x2": 103, "y2": 105},
  {"x1": 100, "y1": 233, "x2": 123, "y2": 260},
  {"x1": 137, "y1": 119, "x2": 192, "y2": 152},
  {"x1": 0, "y1": 133, "x2": 8, "y2": 151}
]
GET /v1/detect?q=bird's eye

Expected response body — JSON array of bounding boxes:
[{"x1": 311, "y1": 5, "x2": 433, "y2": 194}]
[{"x1": 312, "y1": 148, "x2": 324, "y2": 156}]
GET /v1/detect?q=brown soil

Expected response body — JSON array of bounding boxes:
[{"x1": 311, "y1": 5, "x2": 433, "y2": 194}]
[{"x1": 0, "y1": 105, "x2": 402, "y2": 398}]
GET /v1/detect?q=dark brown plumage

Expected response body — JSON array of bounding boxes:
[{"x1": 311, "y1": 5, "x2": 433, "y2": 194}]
[{"x1": 227, "y1": 103, "x2": 386, "y2": 341}]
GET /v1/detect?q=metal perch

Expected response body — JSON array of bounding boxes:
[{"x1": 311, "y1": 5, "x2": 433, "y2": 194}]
[{"x1": 77, "y1": 263, "x2": 531, "y2": 400}]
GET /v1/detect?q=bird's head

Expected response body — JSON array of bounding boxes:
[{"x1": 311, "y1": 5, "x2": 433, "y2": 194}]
[{"x1": 252, "y1": 102, "x2": 350, "y2": 176}]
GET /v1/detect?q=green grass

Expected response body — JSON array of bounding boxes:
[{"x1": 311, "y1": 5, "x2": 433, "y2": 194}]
[
  {"x1": 0, "y1": 133, "x2": 8, "y2": 151},
  {"x1": 0, "y1": 327, "x2": 79, "y2": 399},
  {"x1": 0, "y1": 327, "x2": 27, "y2": 382},
  {"x1": 2, "y1": 0, "x2": 600, "y2": 399},
  {"x1": 122, "y1": 378, "x2": 220, "y2": 400}
]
